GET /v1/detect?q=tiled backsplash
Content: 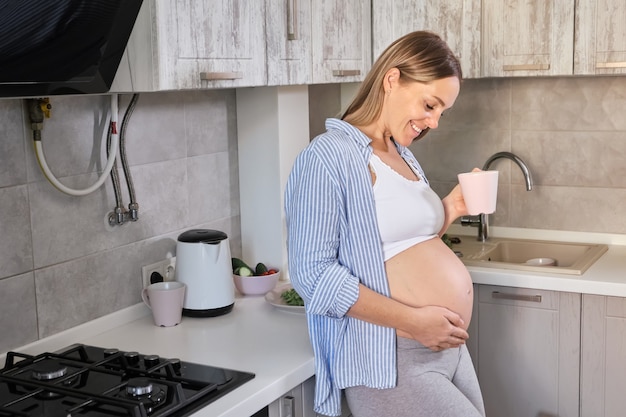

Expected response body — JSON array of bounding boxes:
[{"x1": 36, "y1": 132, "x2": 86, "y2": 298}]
[
  {"x1": 411, "y1": 76, "x2": 626, "y2": 235},
  {"x1": 1, "y1": 75, "x2": 626, "y2": 354},
  {"x1": 0, "y1": 90, "x2": 242, "y2": 353}
]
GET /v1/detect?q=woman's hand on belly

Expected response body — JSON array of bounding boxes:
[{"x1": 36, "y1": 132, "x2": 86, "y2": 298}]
[
  {"x1": 396, "y1": 304, "x2": 469, "y2": 351},
  {"x1": 347, "y1": 285, "x2": 468, "y2": 352}
]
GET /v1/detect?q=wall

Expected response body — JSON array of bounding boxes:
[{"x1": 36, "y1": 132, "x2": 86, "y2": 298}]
[
  {"x1": 412, "y1": 76, "x2": 626, "y2": 235},
  {"x1": 0, "y1": 90, "x2": 242, "y2": 353}
]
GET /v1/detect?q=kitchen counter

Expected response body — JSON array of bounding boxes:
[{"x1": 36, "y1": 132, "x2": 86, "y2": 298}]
[
  {"x1": 4, "y1": 226, "x2": 626, "y2": 416},
  {"x1": 0, "y1": 295, "x2": 314, "y2": 417}
]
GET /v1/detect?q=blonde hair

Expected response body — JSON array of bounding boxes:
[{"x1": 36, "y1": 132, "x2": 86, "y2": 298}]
[{"x1": 342, "y1": 31, "x2": 462, "y2": 137}]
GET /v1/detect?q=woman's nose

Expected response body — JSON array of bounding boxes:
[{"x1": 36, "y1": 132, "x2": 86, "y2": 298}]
[{"x1": 425, "y1": 114, "x2": 440, "y2": 129}]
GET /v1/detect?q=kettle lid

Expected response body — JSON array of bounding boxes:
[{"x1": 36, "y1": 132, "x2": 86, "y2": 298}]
[{"x1": 177, "y1": 229, "x2": 228, "y2": 244}]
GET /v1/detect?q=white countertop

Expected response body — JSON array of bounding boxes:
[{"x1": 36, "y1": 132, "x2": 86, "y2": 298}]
[{"x1": 1, "y1": 295, "x2": 314, "y2": 417}]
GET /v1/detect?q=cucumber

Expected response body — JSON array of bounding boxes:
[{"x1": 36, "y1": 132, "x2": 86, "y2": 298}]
[
  {"x1": 255, "y1": 262, "x2": 268, "y2": 275},
  {"x1": 236, "y1": 266, "x2": 254, "y2": 277},
  {"x1": 232, "y1": 257, "x2": 252, "y2": 273}
]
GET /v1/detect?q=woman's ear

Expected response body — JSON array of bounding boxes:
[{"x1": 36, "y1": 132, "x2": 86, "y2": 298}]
[{"x1": 384, "y1": 67, "x2": 400, "y2": 92}]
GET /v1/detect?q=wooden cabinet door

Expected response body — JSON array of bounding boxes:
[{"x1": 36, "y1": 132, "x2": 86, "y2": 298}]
[
  {"x1": 481, "y1": 0, "x2": 574, "y2": 77},
  {"x1": 310, "y1": 0, "x2": 371, "y2": 84},
  {"x1": 155, "y1": 0, "x2": 266, "y2": 89},
  {"x1": 575, "y1": 0, "x2": 626, "y2": 75},
  {"x1": 473, "y1": 285, "x2": 580, "y2": 417},
  {"x1": 372, "y1": 0, "x2": 481, "y2": 79},
  {"x1": 266, "y1": 0, "x2": 312, "y2": 86},
  {"x1": 581, "y1": 295, "x2": 626, "y2": 416}
]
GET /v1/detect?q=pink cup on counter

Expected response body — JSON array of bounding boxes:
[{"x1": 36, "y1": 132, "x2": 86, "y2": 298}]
[
  {"x1": 458, "y1": 170, "x2": 499, "y2": 215},
  {"x1": 141, "y1": 281, "x2": 186, "y2": 327}
]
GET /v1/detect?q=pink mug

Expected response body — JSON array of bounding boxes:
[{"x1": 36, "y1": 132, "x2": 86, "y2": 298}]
[
  {"x1": 141, "y1": 281, "x2": 186, "y2": 327},
  {"x1": 457, "y1": 170, "x2": 499, "y2": 215}
]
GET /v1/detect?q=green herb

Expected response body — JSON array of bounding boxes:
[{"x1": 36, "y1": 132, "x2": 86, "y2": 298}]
[{"x1": 281, "y1": 288, "x2": 304, "y2": 306}]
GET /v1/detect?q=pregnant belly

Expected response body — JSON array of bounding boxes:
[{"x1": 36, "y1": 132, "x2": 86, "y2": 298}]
[{"x1": 385, "y1": 236, "x2": 474, "y2": 333}]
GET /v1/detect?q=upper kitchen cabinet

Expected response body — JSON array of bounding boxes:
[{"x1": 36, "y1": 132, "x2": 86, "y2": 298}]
[
  {"x1": 310, "y1": 0, "x2": 371, "y2": 84},
  {"x1": 575, "y1": 0, "x2": 626, "y2": 75},
  {"x1": 371, "y1": 0, "x2": 481, "y2": 79},
  {"x1": 266, "y1": 0, "x2": 371, "y2": 85},
  {"x1": 481, "y1": 0, "x2": 574, "y2": 77},
  {"x1": 266, "y1": 0, "x2": 312, "y2": 86},
  {"x1": 111, "y1": 0, "x2": 266, "y2": 92}
]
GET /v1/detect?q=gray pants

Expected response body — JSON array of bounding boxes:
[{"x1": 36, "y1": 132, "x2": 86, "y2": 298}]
[{"x1": 345, "y1": 336, "x2": 486, "y2": 417}]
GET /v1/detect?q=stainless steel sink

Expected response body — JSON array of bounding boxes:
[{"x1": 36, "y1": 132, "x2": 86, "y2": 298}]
[{"x1": 450, "y1": 236, "x2": 608, "y2": 275}]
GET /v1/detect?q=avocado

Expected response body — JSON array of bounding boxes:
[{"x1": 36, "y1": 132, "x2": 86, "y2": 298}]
[{"x1": 255, "y1": 262, "x2": 268, "y2": 275}]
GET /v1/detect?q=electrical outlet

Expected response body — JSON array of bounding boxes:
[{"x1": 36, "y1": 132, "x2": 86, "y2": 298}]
[{"x1": 141, "y1": 257, "x2": 176, "y2": 288}]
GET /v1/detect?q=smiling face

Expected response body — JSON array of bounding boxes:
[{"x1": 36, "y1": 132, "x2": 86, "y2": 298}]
[{"x1": 380, "y1": 67, "x2": 460, "y2": 147}]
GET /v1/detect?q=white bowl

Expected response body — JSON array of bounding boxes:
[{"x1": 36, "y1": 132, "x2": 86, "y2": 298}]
[{"x1": 233, "y1": 270, "x2": 280, "y2": 296}]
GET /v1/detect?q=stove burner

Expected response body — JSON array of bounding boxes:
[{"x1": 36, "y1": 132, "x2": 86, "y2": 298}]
[
  {"x1": 31, "y1": 362, "x2": 68, "y2": 380},
  {"x1": 126, "y1": 377, "x2": 154, "y2": 397},
  {"x1": 122, "y1": 377, "x2": 166, "y2": 413}
]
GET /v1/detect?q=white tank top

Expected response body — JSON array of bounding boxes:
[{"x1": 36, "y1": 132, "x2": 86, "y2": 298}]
[{"x1": 370, "y1": 154, "x2": 444, "y2": 261}]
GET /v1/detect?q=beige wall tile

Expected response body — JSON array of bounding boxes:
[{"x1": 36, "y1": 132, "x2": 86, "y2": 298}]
[
  {"x1": 511, "y1": 185, "x2": 626, "y2": 233},
  {"x1": 511, "y1": 77, "x2": 626, "y2": 131},
  {"x1": 513, "y1": 131, "x2": 626, "y2": 187}
]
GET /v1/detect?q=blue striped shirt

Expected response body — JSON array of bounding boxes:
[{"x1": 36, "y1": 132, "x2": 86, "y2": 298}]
[{"x1": 284, "y1": 118, "x2": 429, "y2": 416}]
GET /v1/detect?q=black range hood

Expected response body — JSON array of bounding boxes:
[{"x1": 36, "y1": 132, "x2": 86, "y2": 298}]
[{"x1": 0, "y1": 0, "x2": 143, "y2": 98}]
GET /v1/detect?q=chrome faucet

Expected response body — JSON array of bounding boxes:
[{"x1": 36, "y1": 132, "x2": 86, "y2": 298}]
[{"x1": 461, "y1": 151, "x2": 533, "y2": 241}]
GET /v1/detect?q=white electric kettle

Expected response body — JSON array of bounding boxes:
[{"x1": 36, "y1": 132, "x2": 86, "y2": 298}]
[{"x1": 175, "y1": 229, "x2": 235, "y2": 317}]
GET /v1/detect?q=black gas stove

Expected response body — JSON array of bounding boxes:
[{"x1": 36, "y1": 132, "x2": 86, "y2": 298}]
[{"x1": 0, "y1": 344, "x2": 255, "y2": 417}]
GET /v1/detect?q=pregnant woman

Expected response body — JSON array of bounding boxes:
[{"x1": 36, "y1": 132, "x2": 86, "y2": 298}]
[{"x1": 285, "y1": 31, "x2": 485, "y2": 417}]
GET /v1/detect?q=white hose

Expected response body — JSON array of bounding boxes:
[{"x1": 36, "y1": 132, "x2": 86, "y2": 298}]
[{"x1": 35, "y1": 94, "x2": 119, "y2": 196}]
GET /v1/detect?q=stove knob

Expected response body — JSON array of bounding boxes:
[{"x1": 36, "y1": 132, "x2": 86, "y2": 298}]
[
  {"x1": 144, "y1": 354, "x2": 160, "y2": 368},
  {"x1": 103, "y1": 348, "x2": 119, "y2": 357},
  {"x1": 124, "y1": 351, "x2": 140, "y2": 365},
  {"x1": 169, "y1": 358, "x2": 182, "y2": 374}
]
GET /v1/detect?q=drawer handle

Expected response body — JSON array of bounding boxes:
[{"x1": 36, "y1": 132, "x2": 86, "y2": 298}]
[
  {"x1": 502, "y1": 64, "x2": 550, "y2": 71},
  {"x1": 200, "y1": 72, "x2": 243, "y2": 81},
  {"x1": 287, "y1": 0, "x2": 298, "y2": 40},
  {"x1": 332, "y1": 69, "x2": 361, "y2": 77},
  {"x1": 491, "y1": 291, "x2": 542, "y2": 303},
  {"x1": 282, "y1": 395, "x2": 295, "y2": 416},
  {"x1": 596, "y1": 61, "x2": 626, "y2": 69}
]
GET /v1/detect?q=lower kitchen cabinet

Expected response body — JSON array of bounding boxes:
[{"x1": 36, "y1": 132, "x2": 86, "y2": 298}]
[
  {"x1": 468, "y1": 285, "x2": 581, "y2": 417},
  {"x1": 581, "y1": 295, "x2": 626, "y2": 417},
  {"x1": 263, "y1": 377, "x2": 352, "y2": 417}
]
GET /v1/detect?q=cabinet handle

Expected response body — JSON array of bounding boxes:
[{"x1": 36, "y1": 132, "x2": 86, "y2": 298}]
[
  {"x1": 281, "y1": 395, "x2": 295, "y2": 417},
  {"x1": 287, "y1": 0, "x2": 298, "y2": 40},
  {"x1": 491, "y1": 291, "x2": 542, "y2": 303},
  {"x1": 502, "y1": 64, "x2": 550, "y2": 71},
  {"x1": 200, "y1": 72, "x2": 243, "y2": 81},
  {"x1": 596, "y1": 61, "x2": 626, "y2": 69},
  {"x1": 332, "y1": 69, "x2": 361, "y2": 77}
]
